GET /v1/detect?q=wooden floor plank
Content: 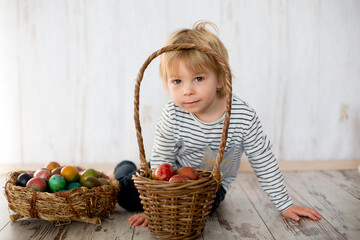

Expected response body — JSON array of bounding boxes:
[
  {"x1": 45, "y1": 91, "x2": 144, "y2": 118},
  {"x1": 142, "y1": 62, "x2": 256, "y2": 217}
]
[
  {"x1": 321, "y1": 170, "x2": 360, "y2": 199},
  {"x1": 283, "y1": 171, "x2": 360, "y2": 240},
  {"x1": 59, "y1": 206, "x2": 135, "y2": 240},
  {"x1": 0, "y1": 205, "x2": 135, "y2": 240},
  {"x1": 133, "y1": 224, "x2": 157, "y2": 240},
  {"x1": 203, "y1": 179, "x2": 274, "y2": 240},
  {"x1": 238, "y1": 172, "x2": 345, "y2": 239},
  {"x1": 201, "y1": 212, "x2": 228, "y2": 240},
  {"x1": 0, "y1": 218, "x2": 71, "y2": 240}
]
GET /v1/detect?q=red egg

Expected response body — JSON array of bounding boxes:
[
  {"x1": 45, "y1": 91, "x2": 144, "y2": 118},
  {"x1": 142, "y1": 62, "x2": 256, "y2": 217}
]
[
  {"x1": 169, "y1": 175, "x2": 190, "y2": 183},
  {"x1": 154, "y1": 163, "x2": 175, "y2": 181},
  {"x1": 176, "y1": 166, "x2": 199, "y2": 180},
  {"x1": 34, "y1": 168, "x2": 52, "y2": 182},
  {"x1": 26, "y1": 177, "x2": 47, "y2": 192}
]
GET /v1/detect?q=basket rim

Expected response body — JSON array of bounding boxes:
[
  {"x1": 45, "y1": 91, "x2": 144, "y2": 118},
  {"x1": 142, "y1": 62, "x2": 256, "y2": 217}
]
[{"x1": 132, "y1": 169, "x2": 223, "y2": 191}]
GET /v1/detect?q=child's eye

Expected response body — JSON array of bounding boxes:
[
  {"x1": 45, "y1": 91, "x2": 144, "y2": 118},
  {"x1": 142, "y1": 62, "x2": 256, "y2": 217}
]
[
  {"x1": 172, "y1": 79, "x2": 182, "y2": 84},
  {"x1": 194, "y1": 77, "x2": 204, "y2": 82}
]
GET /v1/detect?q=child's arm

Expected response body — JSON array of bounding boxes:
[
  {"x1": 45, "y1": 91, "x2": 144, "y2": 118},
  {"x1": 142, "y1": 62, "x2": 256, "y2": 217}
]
[
  {"x1": 243, "y1": 109, "x2": 321, "y2": 221},
  {"x1": 244, "y1": 112, "x2": 293, "y2": 211},
  {"x1": 281, "y1": 205, "x2": 321, "y2": 221}
]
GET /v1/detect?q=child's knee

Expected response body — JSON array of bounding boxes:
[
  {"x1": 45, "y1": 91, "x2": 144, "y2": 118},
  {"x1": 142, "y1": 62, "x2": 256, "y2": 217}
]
[{"x1": 114, "y1": 160, "x2": 137, "y2": 180}]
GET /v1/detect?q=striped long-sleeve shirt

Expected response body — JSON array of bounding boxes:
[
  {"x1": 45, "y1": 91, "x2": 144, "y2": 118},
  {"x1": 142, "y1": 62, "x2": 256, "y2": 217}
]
[{"x1": 150, "y1": 95, "x2": 293, "y2": 211}]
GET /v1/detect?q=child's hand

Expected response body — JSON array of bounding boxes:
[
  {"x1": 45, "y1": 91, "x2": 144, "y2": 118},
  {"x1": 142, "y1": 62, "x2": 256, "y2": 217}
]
[
  {"x1": 129, "y1": 213, "x2": 148, "y2": 227},
  {"x1": 281, "y1": 205, "x2": 321, "y2": 221}
]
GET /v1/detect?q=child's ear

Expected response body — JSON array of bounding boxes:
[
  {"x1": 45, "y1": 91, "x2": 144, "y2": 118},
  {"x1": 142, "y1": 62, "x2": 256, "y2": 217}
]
[{"x1": 216, "y1": 74, "x2": 224, "y2": 89}]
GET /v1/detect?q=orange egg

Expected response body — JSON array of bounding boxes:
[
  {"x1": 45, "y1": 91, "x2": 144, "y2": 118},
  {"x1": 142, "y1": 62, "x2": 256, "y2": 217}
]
[
  {"x1": 44, "y1": 161, "x2": 61, "y2": 172},
  {"x1": 60, "y1": 166, "x2": 80, "y2": 183}
]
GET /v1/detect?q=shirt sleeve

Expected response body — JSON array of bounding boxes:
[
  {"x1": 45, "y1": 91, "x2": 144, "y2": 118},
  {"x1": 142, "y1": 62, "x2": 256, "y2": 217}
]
[
  {"x1": 150, "y1": 102, "x2": 177, "y2": 169},
  {"x1": 243, "y1": 111, "x2": 293, "y2": 212}
]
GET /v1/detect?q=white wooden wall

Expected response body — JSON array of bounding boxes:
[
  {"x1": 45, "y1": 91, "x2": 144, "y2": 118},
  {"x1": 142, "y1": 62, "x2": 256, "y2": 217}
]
[{"x1": 1, "y1": 0, "x2": 359, "y2": 165}]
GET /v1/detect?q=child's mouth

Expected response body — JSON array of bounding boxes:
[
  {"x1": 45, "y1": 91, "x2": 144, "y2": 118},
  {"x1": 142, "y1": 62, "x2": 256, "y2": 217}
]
[{"x1": 184, "y1": 100, "x2": 200, "y2": 105}]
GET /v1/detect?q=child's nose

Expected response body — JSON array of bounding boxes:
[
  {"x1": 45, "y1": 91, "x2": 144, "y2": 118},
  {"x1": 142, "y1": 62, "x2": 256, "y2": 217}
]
[{"x1": 183, "y1": 83, "x2": 194, "y2": 95}]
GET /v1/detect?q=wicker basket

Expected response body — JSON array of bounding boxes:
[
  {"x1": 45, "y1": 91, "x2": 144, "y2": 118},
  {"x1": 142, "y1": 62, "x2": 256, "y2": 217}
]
[
  {"x1": 5, "y1": 170, "x2": 119, "y2": 225},
  {"x1": 132, "y1": 44, "x2": 232, "y2": 239}
]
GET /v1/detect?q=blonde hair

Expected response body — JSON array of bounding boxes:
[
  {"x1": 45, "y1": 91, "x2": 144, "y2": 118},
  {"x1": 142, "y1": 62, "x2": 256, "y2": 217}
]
[{"x1": 159, "y1": 21, "x2": 230, "y2": 98}]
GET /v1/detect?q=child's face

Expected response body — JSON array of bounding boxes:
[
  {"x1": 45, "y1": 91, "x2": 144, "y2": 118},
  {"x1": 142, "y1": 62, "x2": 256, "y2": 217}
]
[{"x1": 167, "y1": 61, "x2": 224, "y2": 121}]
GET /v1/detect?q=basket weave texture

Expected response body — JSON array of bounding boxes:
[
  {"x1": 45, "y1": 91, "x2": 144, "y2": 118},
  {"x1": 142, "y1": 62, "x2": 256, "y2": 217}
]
[
  {"x1": 5, "y1": 170, "x2": 119, "y2": 225},
  {"x1": 132, "y1": 44, "x2": 232, "y2": 239}
]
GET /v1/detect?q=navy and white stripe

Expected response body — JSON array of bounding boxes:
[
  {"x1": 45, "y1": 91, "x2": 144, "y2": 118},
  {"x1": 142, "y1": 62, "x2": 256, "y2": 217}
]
[{"x1": 150, "y1": 95, "x2": 293, "y2": 211}]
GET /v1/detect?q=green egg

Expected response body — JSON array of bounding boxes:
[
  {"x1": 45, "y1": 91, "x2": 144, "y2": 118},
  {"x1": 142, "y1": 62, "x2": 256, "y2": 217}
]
[
  {"x1": 48, "y1": 174, "x2": 66, "y2": 192},
  {"x1": 67, "y1": 182, "x2": 82, "y2": 190},
  {"x1": 80, "y1": 169, "x2": 98, "y2": 184},
  {"x1": 82, "y1": 176, "x2": 102, "y2": 188}
]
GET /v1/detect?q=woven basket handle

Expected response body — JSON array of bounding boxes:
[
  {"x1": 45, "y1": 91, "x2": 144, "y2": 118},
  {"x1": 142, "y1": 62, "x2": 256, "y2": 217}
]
[{"x1": 134, "y1": 43, "x2": 232, "y2": 182}]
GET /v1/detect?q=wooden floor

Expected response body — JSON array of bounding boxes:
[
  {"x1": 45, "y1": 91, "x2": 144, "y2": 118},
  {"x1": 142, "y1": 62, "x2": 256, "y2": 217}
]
[{"x1": 1, "y1": 169, "x2": 359, "y2": 240}]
